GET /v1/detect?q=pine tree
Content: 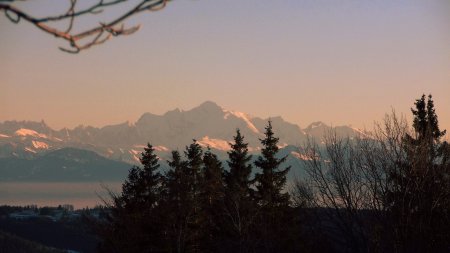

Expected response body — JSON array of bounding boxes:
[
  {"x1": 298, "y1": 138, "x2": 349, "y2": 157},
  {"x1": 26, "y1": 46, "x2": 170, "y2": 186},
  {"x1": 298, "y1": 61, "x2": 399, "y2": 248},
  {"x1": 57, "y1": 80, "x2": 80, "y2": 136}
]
[
  {"x1": 254, "y1": 121, "x2": 290, "y2": 208},
  {"x1": 225, "y1": 129, "x2": 253, "y2": 201},
  {"x1": 223, "y1": 129, "x2": 256, "y2": 252},
  {"x1": 253, "y1": 120, "x2": 291, "y2": 252},
  {"x1": 120, "y1": 165, "x2": 142, "y2": 208},
  {"x1": 387, "y1": 94, "x2": 450, "y2": 252},
  {"x1": 138, "y1": 143, "x2": 163, "y2": 207},
  {"x1": 202, "y1": 147, "x2": 224, "y2": 211},
  {"x1": 99, "y1": 143, "x2": 164, "y2": 253},
  {"x1": 200, "y1": 147, "x2": 225, "y2": 252},
  {"x1": 412, "y1": 94, "x2": 446, "y2": 141},
  {"x1": 185, "y1": 140, "x2": 204, "y2": 191},
  {"x1": 164, "y1": 150, "x2": 191, "y2": 253},
  {"x1": 184, "y1": 140, "x2": 204, "y2": 252}
]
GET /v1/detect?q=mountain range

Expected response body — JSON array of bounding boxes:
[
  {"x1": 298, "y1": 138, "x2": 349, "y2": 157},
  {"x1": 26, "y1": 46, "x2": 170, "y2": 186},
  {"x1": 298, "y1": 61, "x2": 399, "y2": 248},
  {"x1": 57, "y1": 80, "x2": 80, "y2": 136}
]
[{"x1": 0, "y1": 101, "x2": 368, "y2": 181}]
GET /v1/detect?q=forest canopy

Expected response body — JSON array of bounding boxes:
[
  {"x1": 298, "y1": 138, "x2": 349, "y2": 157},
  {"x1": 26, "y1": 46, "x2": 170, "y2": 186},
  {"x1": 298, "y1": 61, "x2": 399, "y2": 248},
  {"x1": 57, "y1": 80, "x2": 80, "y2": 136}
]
[{"x1": 94, "y1": 94, "x2": 450, "y2": 253}]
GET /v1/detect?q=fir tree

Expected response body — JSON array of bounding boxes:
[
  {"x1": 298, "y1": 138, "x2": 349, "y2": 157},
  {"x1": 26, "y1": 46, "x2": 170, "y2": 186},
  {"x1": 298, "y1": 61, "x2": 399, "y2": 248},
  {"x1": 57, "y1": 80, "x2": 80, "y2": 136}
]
[
  {"x1": 200, "y1": 147, "x2": 225, "y2": 252},
  {"x1": 164, "y1": 150, "x2": 191, "y2": 253},
  {"x1": 225, "y1": 129, "x2": 253, "y2": 200},
  {"x1": 202, "y1": 147, "x2": 224, "y2": 210},
  {"x1": 223, "y1": 129, "x2": 256, "y2": 252},
  {"x1": 412, "y1": 94, "x2": 446, "y2": 141},
  {"x1": 387, "y1": 94, "x2": 450, "y2": 252},
  {"x1": 253, "y1": 120, "x2": 291, "y2": 252},
  {"x1": 99, "y1": 143, "x2": 164, "y2": 253},
  {"x1": 138, "y1": 143, "x2": 163, "y2": 207},
  {"x1": 184, "y1": 140, "x2": 204, "y2": 252},
  {"x1": 254, "y1": 121, "x2": 290, "y2": 208},
  {"x1": 120, "y1": 165, "x2": 142, "y2": 208}
]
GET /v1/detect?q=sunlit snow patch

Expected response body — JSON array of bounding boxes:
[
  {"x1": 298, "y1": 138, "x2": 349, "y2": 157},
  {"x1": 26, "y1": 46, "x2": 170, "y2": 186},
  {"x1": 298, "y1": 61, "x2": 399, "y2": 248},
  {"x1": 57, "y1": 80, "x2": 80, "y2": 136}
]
[
  {"x1": 14, "y1": 128, "x2": 48, "y2": 139},
  {"x1": 291, "y1": 151, "x2": 314, "y2": 161},
  {"x1": 24, "y1": 147, "x2": 37, "y2": 153},
  {"x1": 32, "y1": 140, "x2": 49, "y2": 149},
  {"x1": 198, "y1": 136, "x2": 231, "y2": 151},
  {"x1": 223, "y1": 109, "x2": 261, "y2": 134},
  {"x1": 154, "y1": 146, "x2": 169, "y2": 152}
]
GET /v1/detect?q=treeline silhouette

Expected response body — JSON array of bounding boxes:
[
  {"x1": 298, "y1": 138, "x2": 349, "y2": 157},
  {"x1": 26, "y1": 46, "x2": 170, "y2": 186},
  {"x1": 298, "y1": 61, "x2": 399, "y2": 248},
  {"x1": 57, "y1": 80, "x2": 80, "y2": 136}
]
[{"x1": 95, "y1": 95, "x2": 450, "y2": 253}]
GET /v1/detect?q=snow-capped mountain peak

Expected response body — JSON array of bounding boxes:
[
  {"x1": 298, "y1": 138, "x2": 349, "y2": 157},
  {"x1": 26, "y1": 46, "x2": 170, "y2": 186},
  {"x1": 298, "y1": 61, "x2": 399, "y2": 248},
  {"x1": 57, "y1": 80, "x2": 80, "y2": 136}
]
[
  {"x1": 222, "y1": 109, "x2": 261, "y2": 134},
  {"x1": 0, "y1": 101, "x2": 369, "y2": 164},
  {"x1": 307, "y1": 121, "x2": 327, "y2": 130}
]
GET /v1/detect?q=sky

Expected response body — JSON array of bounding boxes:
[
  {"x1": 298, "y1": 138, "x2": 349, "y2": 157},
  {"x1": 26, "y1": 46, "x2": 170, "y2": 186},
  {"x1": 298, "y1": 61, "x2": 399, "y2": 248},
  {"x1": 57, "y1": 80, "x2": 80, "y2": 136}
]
[{"x1": 1, "y1": 0, "x2": 449, "y2": 133}]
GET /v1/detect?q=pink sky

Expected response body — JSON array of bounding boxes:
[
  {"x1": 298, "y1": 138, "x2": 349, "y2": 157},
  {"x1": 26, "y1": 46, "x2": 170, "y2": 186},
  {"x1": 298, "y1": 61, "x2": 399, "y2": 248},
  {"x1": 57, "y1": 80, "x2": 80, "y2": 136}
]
[{"x1": 1, "y1": 0, "x2": 449, "y2": 132}]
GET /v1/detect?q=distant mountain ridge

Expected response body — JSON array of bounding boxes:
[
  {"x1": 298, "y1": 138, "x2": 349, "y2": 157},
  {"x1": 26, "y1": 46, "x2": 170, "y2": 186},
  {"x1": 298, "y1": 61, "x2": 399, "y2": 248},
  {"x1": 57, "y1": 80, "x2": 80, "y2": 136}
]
[
  {"x1": 0, "y1": 147, "x2": 130, "y2": 182},
  {"x1": 0, "y1": 101, "x2": 368, "y2": 165}
]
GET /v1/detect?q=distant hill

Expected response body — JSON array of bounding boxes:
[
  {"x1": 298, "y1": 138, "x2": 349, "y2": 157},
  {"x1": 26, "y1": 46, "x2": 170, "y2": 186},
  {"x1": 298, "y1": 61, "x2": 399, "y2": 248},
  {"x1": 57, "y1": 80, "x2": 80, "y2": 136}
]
[{"x1": 0, "y1": 148, "x2": 130, "y2": 182}]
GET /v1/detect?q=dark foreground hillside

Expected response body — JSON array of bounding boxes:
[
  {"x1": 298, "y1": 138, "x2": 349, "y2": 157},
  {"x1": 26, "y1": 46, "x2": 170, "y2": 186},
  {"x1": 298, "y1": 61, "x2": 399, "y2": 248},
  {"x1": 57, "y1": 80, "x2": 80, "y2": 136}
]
[
  {"x1": 0, "y1": 217, "x2": 98, "y2": 253},
  {"x1": 0, "y1": 230, "x2": 66, "y2": 253}
]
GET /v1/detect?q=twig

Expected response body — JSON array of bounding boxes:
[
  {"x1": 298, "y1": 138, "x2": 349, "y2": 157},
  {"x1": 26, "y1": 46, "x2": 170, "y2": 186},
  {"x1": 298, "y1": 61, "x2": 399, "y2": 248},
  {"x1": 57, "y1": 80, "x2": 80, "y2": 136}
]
[{"x1": 0, "y1": 0, "x2": 169, "y2": 53}]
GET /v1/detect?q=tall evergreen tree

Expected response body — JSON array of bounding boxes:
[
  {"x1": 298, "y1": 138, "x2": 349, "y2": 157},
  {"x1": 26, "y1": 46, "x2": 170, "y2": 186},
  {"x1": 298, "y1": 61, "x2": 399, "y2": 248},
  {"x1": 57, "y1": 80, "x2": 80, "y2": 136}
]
[
  {"x1": 184, "y1": 140, "x2": 204, "y2": 253},
  {"x1": 387, "y1": 94, "x2": 450, "y2": 252},
  {"x1": 138, "y1": 143, "x2": 163, "y2": 207},
  {"x1": 412, "y1": 94, "x2": 446, "y2": 141},
  {"x1": 120, "y1": 165, "x2": 142, "y2": 208},
  {"x1": 225, "y1": 129, "x2": 254, "y2": 200},
  {"x1": 223, "y1": 129, "x2": 256, "y2": 253},
  {"x1": 254, "y1": 121, "x2": 291, "y2": 252},
  {"x1": 164, "y1": 150, "x2": 191, "y2": 253},
  {"x1": 98, "y1": 143, "x2": 164, "y2": 253},
  {"x1": 254, "y1": 121, "x2": 290, "y2": 208},
  {"x1": 200, "y1": 147, "x2": 225, "y2": 252}
]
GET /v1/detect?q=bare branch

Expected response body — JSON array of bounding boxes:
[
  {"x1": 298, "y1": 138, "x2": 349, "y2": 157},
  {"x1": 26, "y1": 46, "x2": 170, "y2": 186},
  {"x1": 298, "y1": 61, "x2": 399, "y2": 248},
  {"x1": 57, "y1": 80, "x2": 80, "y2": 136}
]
[
  {"x1": 0, "y1": 0, "x2": 169, "y2": 53},
  {"x1": 4, "y1": 8, "x2": 19, "y2": 23}
]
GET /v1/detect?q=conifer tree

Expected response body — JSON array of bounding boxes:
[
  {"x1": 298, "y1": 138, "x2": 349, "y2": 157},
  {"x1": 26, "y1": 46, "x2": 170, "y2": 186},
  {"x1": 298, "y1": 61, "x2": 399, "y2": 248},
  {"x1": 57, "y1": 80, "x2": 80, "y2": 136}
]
[
  {"x1": 225, "y1": 129, "x2": 254, "y2": 200},
  {"x1": 223, "y1": 129, "x2": 256, "y2": 252},
  {"x1": 412, "y1": 94, "x2": 446, "y2": 141},
  {"x1": 184, "y1": 140, "x2": 204, "y2": 252},
  {"x1": 254, "y1": 120, "x2": 291, "y2": 252},
  {"x1": 202, "y1": 147, "x2": 224, "y2": 211},
  {"x1": 99, "y1": 143, "x2": 164, "y2": 253},
  {"x1": 120, "y1": 165, "x2": 142, "y2": 208},
  {"x1": 254, "y1": 121, "x2": 290, "y2": 208},
  {"x1": 387, "y1": 94, "x2": 450, "y2": 252},
  {"x1": 138, "y1": 143, "x2": 163, "y2": 207},
  {"x1": 164, "y1": 150, "x2": 191, "y2": 253},
  {"x1": 200, "y1": 147, "x2": 225, "y2": 252}
]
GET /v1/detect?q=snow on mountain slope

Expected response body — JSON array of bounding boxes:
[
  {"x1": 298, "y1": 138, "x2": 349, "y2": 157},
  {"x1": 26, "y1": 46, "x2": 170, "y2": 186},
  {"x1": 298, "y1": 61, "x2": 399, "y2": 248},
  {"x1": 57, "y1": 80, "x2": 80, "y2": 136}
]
[
  {"x1": 197, "y1": 136, "x2": 231, "y2": 151},
  {"x1": 24, "y1": 147, "x2": 37, "y2": 154},
  {"x1": 129, "y1": 149, "x2": 141, "y2": 162},
  {"x1": 154, "y1": 145, "x2": 170, "y2": 152},
  {"x1": 32, "y1": 141, "x2": 49, "y2": 149},
  {"x1": 223, "y1": 110, "x2": 261, "y2": 134},
  {"x1": 304, "y1": 121, "x2": 370, "y2": 140},
  {"x1": 309, "y1": 121, "x2": 326, "y2": 129},
  {"x1": 0, "y1": 101, "x2": 369, "y2": 165},
  {"x1": 15, "y1": 128, "x2": 48, "y2": 139},
  {"x1": 290, "y1": 151, "x2": 313, "y2": 161},
  {"x1": 350, "y1": 127, "x2": 371, "y2": 138},
  {"x1": 278, "y1": 143, "x2": 288, "y2": 149}
]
